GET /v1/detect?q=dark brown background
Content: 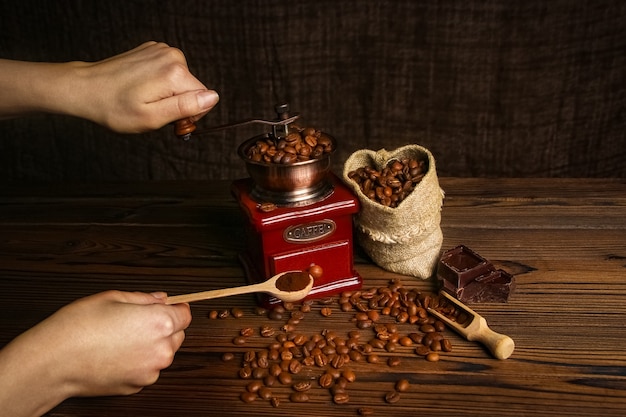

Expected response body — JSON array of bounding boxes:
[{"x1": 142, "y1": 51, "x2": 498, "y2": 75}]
[{"x1": 0, "y1": 0, "x2": 624, "y2": 182}]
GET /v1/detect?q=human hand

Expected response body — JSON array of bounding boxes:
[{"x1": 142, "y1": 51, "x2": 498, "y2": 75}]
[
  {"x1": 0, "y1": 290, "x2": 191, "y2": 416},
  {"x1": 70, "y1": 41, "x2": 219, "y2": 133},
  {"x1": 54, "y1": 290, "x2": 191, "y2": 396},
  {"x1": 0, "y1": 41, "x2": 218, "y2": 133},
  {"x1": 14, "y1": 290, "x2": 190, "y2": 396}
]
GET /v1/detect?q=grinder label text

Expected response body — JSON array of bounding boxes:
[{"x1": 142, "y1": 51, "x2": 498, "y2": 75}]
[{"x1": 284, "y1": 220, "x2": 336, "y2": 243}]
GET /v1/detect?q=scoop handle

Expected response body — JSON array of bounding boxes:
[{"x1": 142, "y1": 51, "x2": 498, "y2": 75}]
[
  {"x1": 165, "y1": 282, "x2": 266, "y2": 304},
  {"x1": 469, "y1": 317, "x2": 515, "y2": 360}
]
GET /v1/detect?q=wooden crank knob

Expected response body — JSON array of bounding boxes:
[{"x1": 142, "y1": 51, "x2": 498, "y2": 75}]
[{"x1": 175, "y1": 118, "x2": 197, "y2": 139}]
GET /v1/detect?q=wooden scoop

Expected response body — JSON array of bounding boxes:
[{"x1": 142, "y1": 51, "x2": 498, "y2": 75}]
[
  {"x1": 428, "y1": 290, "x2": 515, "y2": 360},
  {"x1": 165, "y1": 270, "x2": 314, "y2": 305}
]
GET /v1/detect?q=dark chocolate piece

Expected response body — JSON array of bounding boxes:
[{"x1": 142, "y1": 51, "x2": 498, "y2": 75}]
[
  {"x1": 437, "y1": 245, "x2": 515, "y2": 303},
  {"x1": 437, "y1": 245, "x2": 494, "y2": 288},
  {"x1": 453, "y1": 270, "x2": 516, "y2": 303}
]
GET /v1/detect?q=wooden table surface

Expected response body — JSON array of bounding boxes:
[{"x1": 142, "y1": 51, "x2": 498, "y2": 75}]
[{"x1": 1, "y1": 178, "x2": 625, "y2": 417}]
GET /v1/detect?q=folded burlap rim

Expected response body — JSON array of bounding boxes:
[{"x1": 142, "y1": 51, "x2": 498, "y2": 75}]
[{"x1": 342, "y1": 144, "x2": 445, "y2": 245}]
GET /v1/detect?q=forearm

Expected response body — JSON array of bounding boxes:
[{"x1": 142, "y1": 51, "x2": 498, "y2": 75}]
[
  {"x1": 0, "y1": 331, "x2": 73, "y2": 417},
  {"x1": 0, "y1": 58, "x2": 87, "y2": 120}
]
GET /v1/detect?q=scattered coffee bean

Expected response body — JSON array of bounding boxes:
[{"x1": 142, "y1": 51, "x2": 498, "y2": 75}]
[
  {"x1": 240, "y1": 391, "x2": 257, "y2": 403},
  {"x1": 240, "y1": 327, "x2": 254, "y2": 337},
  {"x1": 384, "y1": 390, "x2": 401, "y2": 404},
  {"x1": 246, "y1": 380, "x2": 263, "y2": 393},
  {"x1": 319, "y1": 372, "x2": 334, "y2": 388},
  {"x1": 258, "y1": 386, "x2": 273, "y2": 400},
  {"x1": 289, "y1": 392, "x2": 310, "y2": 403},
  {"x1": 292, "y1": 381, "x2": 312, "y2": 392},
  {"x1": 395, "y1": 379, "x2": 410, "y2": 392},
  {"x1": 387, "y1": 357, "x2": 401, "y2": 367},
  {"x1": 225, "y1": 278, "x2": 458, "y2": 410},
  {"x1": 232, "y1": 336, "x2": 247, "y2": 345},
  {"x1": 333, "y1": 392, "x2": 350, "y2": 404}
]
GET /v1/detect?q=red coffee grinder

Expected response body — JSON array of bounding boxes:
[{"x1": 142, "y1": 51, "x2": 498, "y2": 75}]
[{"x1": 175, "y1": 105, "x2": 362, "y2": 306}]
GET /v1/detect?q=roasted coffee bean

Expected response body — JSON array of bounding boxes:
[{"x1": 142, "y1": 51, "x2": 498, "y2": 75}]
[
  {"x1": 369, "y1": 339, "x2": 386, "y2": 349},
  {"x1": 396, "y1": 379, "x2": 410, "y2": 392},
  {"x1": 231, "y1": 307, "x2": 244, "y2": 318},
  {"x1": 367, "y1": 354, "x2": 380, "y2": 363},
  {"x1": 314, "y1": 353, "x2": 329, "y2": 367},
  {"x1": 239, "y1": 366, "x2": 253, "y2": 379},
  {"x1": 232, "y1": 336, "x2": 247, "y2": 345},
  {"x1": 243, "y1": 350, "x2": 256, "y2": 363},
  {"x1": 385, "y1": 341, "x2": 398, "y2": 352},
  {"x1": 264, "y1": 375, "x2": 276, "y2": 387},
  {"x1": 330, "y1": 354, "x2": 345, "y2": 369},
  {"x1": 260, "y1": 325, "x2": 275, "y2": 337},
  {"x1": 258, "y1": 386, "x2": 273, "y2": 400},
  {"x1": 335, "y1": 376, "x2": 349, "y2": 389},
  {"x1": 319, "y1": 372, "x2": 334, "y2": 388},
  {"x1": 415, "y1": 344, "x2": 431, "y2": 356},
  {"x1": 292, "y1": 381, "x2": 312, "y2": 392},
  {"x1": 426, "y1": 352, "x2": 440, "y2": 362},
  {"x1": 246, "y1": 380, "x2": 263, "y2": 393},
  {"x1": 257, "y1": 355, "x2": 270, "y2": 369},
  {"x1": 208, "y1": 310, "x2": 218, "y2": 319},
  {"x1": 320, "y1": 307, "x2": 333, "y2": 317},
  {"x1": 240, "y1": 327, "x2": 254, "y2": 337},
  {"x1": 420, "y1": 324, "x2": 436, "y2": 333},
  {"x1": 385, "y1": 391, "x2": 401, "y2": 404},
  {"x1": 333, "y1": 392, "x2": 350, "y2": 404},
  {"x1": 288, "y1": 359, "x2": 302, "y2": 374},
  {"x1": 278, "y1": 371, "x2": 293, "y2": 385},
  {"x1": 387, "y1": 357, "x2": 401, "y2": 367},
  {"x1": 289, "y1": 392, "x2": 310, "y2": 403},
  {"x1": 399, "y1": 336, "x2": 413, "y2": 347},
  {"x1": 342, "y1": 369, "x2": 356, "y2": 383},
  {"x1": 270, "y1": 396, "x2": 280, "y2": 407},
  {"x1": 240, "y1": 391, "x2": 257, "y2": 403},
  {"x1": 252, "y1": 367, "x2": 267, "y2": 379},
  {"x1": 358, "y1": 407, "x2": 375, "y2": 415},
  {"x1": 221, "y1": 352, "x2": 235, "y2": 362},
  {"x1": 268, "y1": 310, "x2": 283, "y2": 320}
]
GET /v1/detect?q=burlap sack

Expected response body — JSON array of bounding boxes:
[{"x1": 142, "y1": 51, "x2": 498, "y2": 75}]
[{"x1": 342, "y1": 144, "x2": 444, "y2": 279}]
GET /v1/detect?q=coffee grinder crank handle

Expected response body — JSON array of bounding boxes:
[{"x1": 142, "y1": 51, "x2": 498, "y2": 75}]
[{"x1": 174, "y1": 103, "x2": 300, "y2": 140}]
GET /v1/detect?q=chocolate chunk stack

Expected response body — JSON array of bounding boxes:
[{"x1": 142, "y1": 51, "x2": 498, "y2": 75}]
[{"x1": 437, "y1": 245, "x2": 515, "y2": 303}]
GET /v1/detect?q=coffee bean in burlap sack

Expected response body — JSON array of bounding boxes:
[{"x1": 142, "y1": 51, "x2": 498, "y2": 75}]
[{"x1": 342, "y1": 144, "x2": 444, "y2": 279}]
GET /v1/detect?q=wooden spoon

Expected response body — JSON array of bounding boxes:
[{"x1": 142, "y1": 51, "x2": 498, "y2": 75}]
[
  {"x1": 428, "y1": 290, "x2": 515, "y2": 360},
  {"x1": 165, "y1": 270, "x2": 314, "y2": 305}
]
